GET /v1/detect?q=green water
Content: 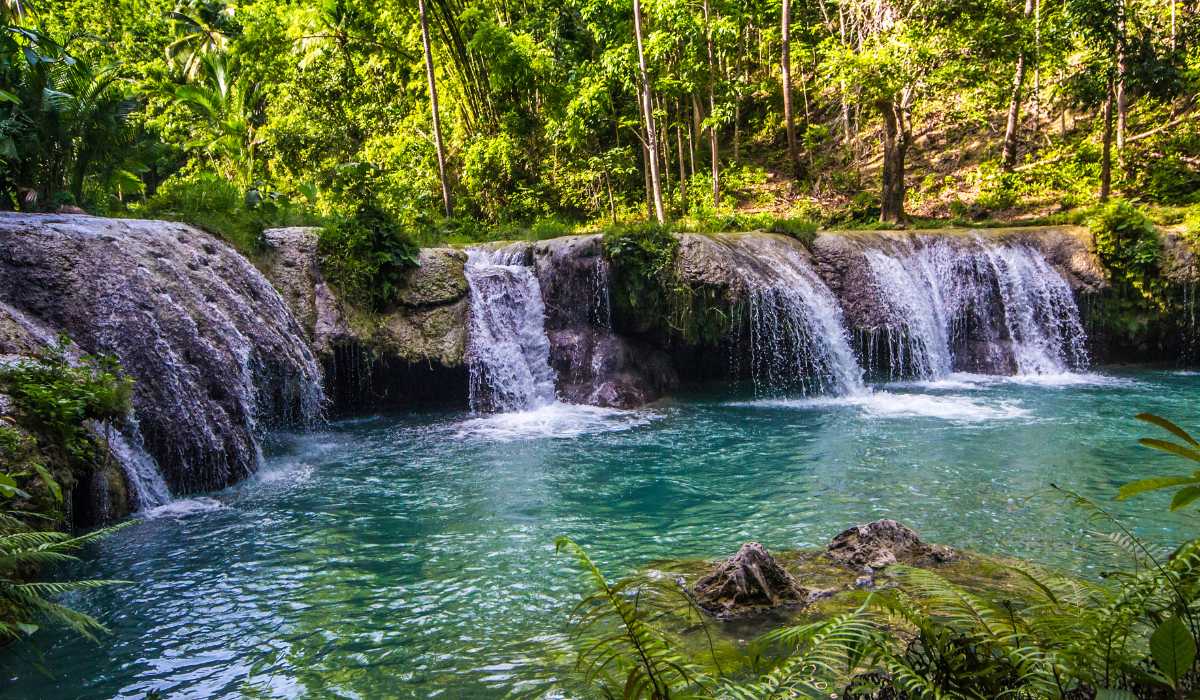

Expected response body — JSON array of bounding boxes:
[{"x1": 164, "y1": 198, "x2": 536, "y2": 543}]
[{"x1": 4, "y1": 370, "x2": 1199, "y2": 698}]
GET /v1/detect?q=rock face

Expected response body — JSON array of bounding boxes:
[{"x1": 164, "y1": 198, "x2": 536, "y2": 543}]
[
  {"x1": 262, "y1": 229, "x2": 469, "y2": 411},
  {"x1": 693, "y1": 542, "x2": 808, "y2": 618},
  {"x1": 827, "y1": 520, "x2": 956, "y2": 570},
  {"x1": 0, "y1": 214, "x2": 324, "y2": 494},
  {"x1": 530, "y1": 235, "x2": 678, "y2": 408}
]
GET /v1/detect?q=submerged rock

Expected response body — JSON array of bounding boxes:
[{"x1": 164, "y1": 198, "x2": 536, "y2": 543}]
[
  {"x1": 693, "y1": 542, "x2": 808, "y2": 619},
  {"x1": 0, "y1": 214, "x2": 324, "y2": 494},
  {"x1": 827, "y1": 520, "x2": 956, "y2": 570}
]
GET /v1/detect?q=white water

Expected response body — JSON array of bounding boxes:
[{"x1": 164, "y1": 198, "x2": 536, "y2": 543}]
[
  {"x1": 105, "y1": 422, "x2": 172, "y2": 511},
  {"x1": 465, "y1": 248, "x2": 559, "y2": 413},
  {"x1": 728, "y1": 236, "x2": 864, "y2": 397},
  {"x1": 863, "y1": 237, "x2": 1089, "y2": 379}
]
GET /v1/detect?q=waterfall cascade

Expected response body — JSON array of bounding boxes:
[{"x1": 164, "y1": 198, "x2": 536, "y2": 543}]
[
  {"x1": 723, "y1": 235, "x2": 864, "y2": 396},
  {"x1": 465, "y1": 248, "x2": 558, "y2": 412},
  {"x1": 860, "y1": 236, "x2": 1089, "y2": 378},
  {"x1": 105, "y1": 422, "x2": 172, "y2": 510}
]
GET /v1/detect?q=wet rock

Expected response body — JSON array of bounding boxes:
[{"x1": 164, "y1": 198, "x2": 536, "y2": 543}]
[
  {"x1": 0, "y1": 214, "x2": 324, "y2": 494},
  {"x1": 261, "y1": 227, "x2": 350, "y2": 354},
  {"x1": 827, "y1": 520, "x2": 956, "y2": 570},
  {"x1": 693, "y1": 542, "x2": 808, "y2": 619},
  {"x1": 547, "y1": 328, "x2": 677, "y2": 408}
]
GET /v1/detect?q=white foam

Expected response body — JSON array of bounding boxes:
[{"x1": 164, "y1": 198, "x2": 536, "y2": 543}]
[
  {"x1": 733, "y1": 390, "x2": 1030, "y2": 422},
  {"x1": 994, "y1": 372, "x2": 1137, "y2": 388},
  {"x1": 138, "y1": 497, "x2": 224, "y2": 520},
  {"x1": 454, "y1": 402, "x2": 657, "y2": 441}
]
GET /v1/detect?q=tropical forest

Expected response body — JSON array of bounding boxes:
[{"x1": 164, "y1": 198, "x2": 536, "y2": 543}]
[{"x1": 2, "y1": 0, "x2": 1200, "y2": 696}]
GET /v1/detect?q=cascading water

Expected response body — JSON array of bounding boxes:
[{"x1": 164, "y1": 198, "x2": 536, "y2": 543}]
[
  {"x1": 465, "y1": 248, "x2": 558, "y2": 412},
  {"x1": 725, "y1": 235, "x2": 864, "y2": 397},
  {"x1": 861, "y1": 236, "x2": 1089, "y2": 378},
  {"x1": 105, "y1": 422, "x2": 172, "y2": 510}
]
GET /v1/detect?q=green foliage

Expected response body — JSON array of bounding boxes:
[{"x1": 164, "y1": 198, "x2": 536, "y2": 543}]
[
  {"x1": 0, "y1": 521, "x2": 132, "y2": 641},
  {"x1": 317, "y1": 204, "x2": 420, "y2": 312},
  {"x1": 0, "y1": 340, "x2": 132, "y2": 469},
  {"x1": 555, "y1": 536, "x2": 715, "y2": 698},
  {"x1": 1088, "y1": 198, "x2": 1165, "y2": 309},
  {"x1": 0, "y1": 341, "x2": 133, "y2": 643},
  {"x1": 1117, "y1": 413, "x2": 1200, "y2": 510}
]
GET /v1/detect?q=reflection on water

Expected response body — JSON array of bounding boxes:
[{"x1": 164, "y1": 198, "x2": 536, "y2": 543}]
[{"x1": 5, "y1": 369, "x2": 1199, "y2": 698}]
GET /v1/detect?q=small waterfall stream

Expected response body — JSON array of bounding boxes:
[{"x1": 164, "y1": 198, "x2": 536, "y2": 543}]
[
  {"x1": 465, "y1": 248, "x2": 558, "y2": 412},
  {"x1": 861, "y1": 237, "x2": 1089, "y2": 378},
  {"x1": 105, "y1": 422, "x2": 172, "y2": 510}
]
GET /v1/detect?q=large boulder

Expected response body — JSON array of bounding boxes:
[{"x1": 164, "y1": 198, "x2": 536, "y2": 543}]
[
  {"x1": 693, "y1": 542, "x2": 808, "y2": 618},
  {"x1": 827, "y1": 520, "x2": 956, "y2": 570},
  {"x1": 0, "y1": 214, "x2": 324, "y2": 494}
]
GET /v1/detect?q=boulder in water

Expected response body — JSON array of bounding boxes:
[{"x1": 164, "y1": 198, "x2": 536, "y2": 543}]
[
  {"x1": 693, "y1": 542, "x2": 807, "y2": 618},
  {"x1": 827, "y1": 520, "x2": 956, "y2": 570}
]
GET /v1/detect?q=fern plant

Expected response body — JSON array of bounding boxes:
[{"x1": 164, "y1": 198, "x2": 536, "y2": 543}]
[
  {"x1": 0, "y1": 517, "x2": 131, "y2": 640},
  {"x1": 555, "y1": 536, "x2": 717, "y2": 699}
]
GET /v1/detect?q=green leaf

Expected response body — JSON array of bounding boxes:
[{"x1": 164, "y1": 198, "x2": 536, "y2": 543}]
[
  {"x1": 1116, "y1": 475, "x2": 1199, "y2": 501},
  {"x1": 14, "y1": 623, "x2": 38, "y2": 636},
  {"x1": 1138, "y1": 413, "x2": 1200, "y2": 447},
  {"x1": 1139, "y1": 438, "x2": 1200, "y2": 464},
  {"x1": 1095, "y1": 690, "x2": 1137, "y2": 700},
  {"x1": 0, "y1": 89, "x2": 18, "y2": 105},
  {"x1": 1150, "y1": 616, "x2": 1196, "y2": 684},
  {"x1": 1171, "y1": 486, "x2": 1200, "y2": 511}
]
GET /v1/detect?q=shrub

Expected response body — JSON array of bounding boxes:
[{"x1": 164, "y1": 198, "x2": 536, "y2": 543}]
[
  {"x1": 0, "y1": 341, "x2": 132, "y2": 471},
  {"x1": 1088, "y1": 198, "x2": 1163, "y2": 306},
  {"x1": 317, "y1": 203, "x2": 420, "y2": 312}
]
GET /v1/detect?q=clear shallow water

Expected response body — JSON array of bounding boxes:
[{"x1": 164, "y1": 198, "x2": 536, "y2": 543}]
[{"x1": 5, "y1": 369, "x2": 1200, "y2": 698}]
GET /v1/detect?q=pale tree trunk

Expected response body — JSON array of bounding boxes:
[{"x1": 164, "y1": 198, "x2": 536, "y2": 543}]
[
  {"x1": 879, "y1": 99, "x2": 909, "y2": 224},
  {"x1": 1101, "y1": 82, "x2": 1114, "y2": 201},
  {"x1": 634, "y1": 0, "x2": 665, "y2": 223},
  {"x1": 419, "y1": 0, "x2": 451, "y2": 217},
  {"x1": 702, "y1": 0, "x2": 720, "y2": 207},
  {"x1": 781, "y1": 0, "x2": 798, "y2": 174},
  {"x1": 1116, "y1": 0, "x2": 1128, "y2": 151},
  {"x1": 676, "y1": 100, "x2": 688, "y2": 214},
  {"x1": 1001, "y1": 0, "x2": 1035, "y2": 171}
]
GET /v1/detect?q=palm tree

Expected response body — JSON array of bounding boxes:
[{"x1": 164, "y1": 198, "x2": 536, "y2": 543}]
[
  {"x1": 165, "y1": 0, "x2": 239, "y2": 81},
  {"x1": 172, "y1": 52, "x2": 260, "y2": 186}
]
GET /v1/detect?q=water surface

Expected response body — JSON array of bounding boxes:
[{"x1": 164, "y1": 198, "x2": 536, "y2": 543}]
[{"x1": 5, "y1": 369, "x2": 1199, "y2": 698}]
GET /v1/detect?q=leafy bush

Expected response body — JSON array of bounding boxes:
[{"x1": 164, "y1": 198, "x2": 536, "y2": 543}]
[
  {"x1": 768, "y1": 217, "x2": 818, "y2": 245},
  {"x1": 1121, "y1": 121, "x2": 1200, "y2": 204},
  {"x1": 1088, "y1": 198, "x2": 1163, "y2": 307},
  {"x1": 139, "y1": 171, "x2": 317, "y2": 255},
  {"x1": 0, "y1": 341, "x2": 132, "y2": 470},
  {"x1": 317, "y1": 204, "x2": 420, "y2": 312}
]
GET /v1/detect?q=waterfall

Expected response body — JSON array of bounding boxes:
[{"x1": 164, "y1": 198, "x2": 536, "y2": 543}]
[
  {"x1": 725, "y1": 236, "x2": 864, "y2": 397},
  {"x1": 105, "y1": 422, "x2": 172, "y2": 511},
  {"x1": 861, "y1": 236, "x2": 1089, "y2": 378},
  {"x1": 465, "y1": 248, "x2": 558, "y2": 412}
]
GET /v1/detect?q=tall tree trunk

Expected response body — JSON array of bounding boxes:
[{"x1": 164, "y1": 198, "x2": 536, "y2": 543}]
[
  {"x1": 419, "y1": 0, "x2": 452, "y2": 217},
  {"x1": 781, "y1": 0, "x2": 798, "y2": 174},
  {"x1": 878, "y1": 99, "x2": 908, "y2": 224},
  {"x1": 676, "y1": 100, "x2": 688, "y2": 214},
  {"x1": 702, "y1": 0, "x2": 720, "y2": 207},
  {"x1": 1001, "y1": 0, "x2": 1035, "y2": 171},
  {"x1": 634, "y1": 0, "x2": 665, "y2": 223},
  {"x1": 1100, "y1": 82, "x2": 1114, "y2": 201},
  {"x1": 1116, "y1": 0, "x2": 1128, "y2": 151}
]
